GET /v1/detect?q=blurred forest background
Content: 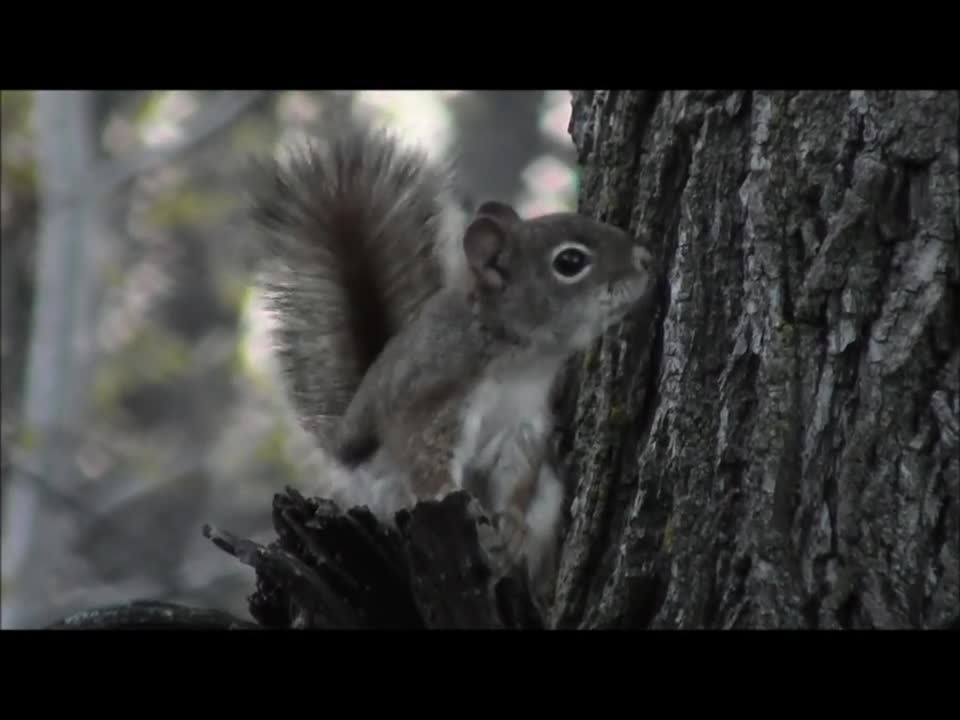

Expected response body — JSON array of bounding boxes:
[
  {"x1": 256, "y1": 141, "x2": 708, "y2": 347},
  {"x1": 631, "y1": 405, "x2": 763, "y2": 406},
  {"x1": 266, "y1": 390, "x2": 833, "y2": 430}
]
[{"x1": 0, "y1": 90, "x2": 579, "y2": 629}]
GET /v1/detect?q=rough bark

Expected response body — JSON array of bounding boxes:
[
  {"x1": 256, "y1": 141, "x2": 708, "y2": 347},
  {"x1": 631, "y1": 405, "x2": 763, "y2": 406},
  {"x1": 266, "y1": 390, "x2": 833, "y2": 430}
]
[
  {"x1": 204, "y1": 488, "x2": 544, "y2": 629},
  {"x1": 551, "y1": 90, "x2": 959, "y2": 630}
]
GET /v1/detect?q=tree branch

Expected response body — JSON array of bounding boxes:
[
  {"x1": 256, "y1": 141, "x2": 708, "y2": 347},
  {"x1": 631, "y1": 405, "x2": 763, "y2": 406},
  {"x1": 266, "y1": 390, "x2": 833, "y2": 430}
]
[
  {"x1": 97, "y1": 90, "x2": 269, "y2": 195},
  {"x1": 48, "y1": 601, "x2": 257, "y2": 630}
]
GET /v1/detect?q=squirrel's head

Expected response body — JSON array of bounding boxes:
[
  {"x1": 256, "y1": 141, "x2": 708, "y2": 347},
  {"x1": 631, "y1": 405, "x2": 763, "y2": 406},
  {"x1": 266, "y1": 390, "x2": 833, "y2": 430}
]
[{"x1": 463, "y1": 201, "x2": 659, "y2": 354}]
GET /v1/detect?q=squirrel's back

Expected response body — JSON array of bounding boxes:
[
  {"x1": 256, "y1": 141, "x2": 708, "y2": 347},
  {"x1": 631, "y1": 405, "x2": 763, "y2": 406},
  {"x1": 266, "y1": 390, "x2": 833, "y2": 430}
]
[{"x1": 248, "y1": 126, "x2": 468, "y2": 449}]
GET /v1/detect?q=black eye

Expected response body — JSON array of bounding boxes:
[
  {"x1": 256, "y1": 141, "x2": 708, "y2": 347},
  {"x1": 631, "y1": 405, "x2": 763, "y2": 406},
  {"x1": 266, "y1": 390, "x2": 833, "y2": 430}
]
[{"x1": 552, "y1": 247, "x2": 591, "y2": 279}]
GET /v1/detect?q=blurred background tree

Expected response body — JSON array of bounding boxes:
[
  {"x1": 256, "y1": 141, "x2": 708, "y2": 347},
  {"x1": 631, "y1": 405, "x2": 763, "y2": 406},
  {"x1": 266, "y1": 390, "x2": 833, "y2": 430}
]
[{"x1": 0, "y1": 90, "x2": 580, "y2": 628}]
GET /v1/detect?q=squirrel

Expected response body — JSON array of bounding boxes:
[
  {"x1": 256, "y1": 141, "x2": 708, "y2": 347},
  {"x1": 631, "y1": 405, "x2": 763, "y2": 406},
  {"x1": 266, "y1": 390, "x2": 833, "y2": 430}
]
[{"x1": 246, "y1": 123, "x2": 659, "y2": 612}]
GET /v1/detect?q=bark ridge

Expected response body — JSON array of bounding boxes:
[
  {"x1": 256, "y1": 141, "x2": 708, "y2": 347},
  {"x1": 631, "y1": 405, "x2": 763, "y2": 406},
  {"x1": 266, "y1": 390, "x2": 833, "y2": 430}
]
[{"x1": 553, "y1": 90, "x2": 959, "y2": 630}]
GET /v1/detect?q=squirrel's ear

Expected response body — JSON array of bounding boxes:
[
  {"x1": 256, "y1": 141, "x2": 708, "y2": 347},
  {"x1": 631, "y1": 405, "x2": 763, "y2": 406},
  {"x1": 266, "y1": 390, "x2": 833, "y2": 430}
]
[
  {"x1": 463, "y1": 216, "x2": 508, "y2": 292},
  {"x1": 475, "y1": 201, "x2": 520, "y2": 225}
]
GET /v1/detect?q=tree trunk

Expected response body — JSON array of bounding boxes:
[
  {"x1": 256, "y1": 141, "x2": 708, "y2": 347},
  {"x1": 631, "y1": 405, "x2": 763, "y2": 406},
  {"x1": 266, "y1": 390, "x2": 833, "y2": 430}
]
[
  {"x1": 1, "y1": 91, "x2": 107, "y2": 629},
  {"x1": 551, "y1": 90, "x2": 959, "y2": 630}
]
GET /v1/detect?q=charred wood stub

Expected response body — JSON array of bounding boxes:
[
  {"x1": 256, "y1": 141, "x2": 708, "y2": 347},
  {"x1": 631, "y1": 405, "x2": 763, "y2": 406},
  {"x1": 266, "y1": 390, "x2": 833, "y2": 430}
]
[{"x1": 206, "y1": 488, "x2": 545, "y2": 629}]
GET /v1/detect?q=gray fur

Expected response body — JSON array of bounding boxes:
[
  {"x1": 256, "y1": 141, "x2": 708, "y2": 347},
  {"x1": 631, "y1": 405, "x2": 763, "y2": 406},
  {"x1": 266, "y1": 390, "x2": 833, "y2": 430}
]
[
  {"x1": 247, "y1": 126, "x2": 660, "y2": 607},
  {"x1": 247, "y1": 126, "x2": 466, "y2": 451},
  {"x1": 335, "y1": 209, "x2": 658, "y2": 600}
]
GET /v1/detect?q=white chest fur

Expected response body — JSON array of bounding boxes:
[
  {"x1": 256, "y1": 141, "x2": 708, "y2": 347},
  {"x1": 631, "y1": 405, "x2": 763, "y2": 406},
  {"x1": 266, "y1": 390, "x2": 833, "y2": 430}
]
[{"x1": 450, "y1": 359, "x2": 557, "y2": 503}]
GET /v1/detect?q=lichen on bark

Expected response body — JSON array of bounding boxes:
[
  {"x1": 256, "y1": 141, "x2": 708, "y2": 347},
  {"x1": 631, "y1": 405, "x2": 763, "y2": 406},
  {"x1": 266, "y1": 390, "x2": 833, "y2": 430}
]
[{"x1": 552, "y1": 90, "x2": 959, "y2": 630}]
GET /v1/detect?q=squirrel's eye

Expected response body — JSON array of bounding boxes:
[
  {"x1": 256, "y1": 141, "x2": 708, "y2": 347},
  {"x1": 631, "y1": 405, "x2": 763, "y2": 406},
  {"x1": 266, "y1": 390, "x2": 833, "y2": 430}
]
[{"x1": 552, "y1": 245, "x2": 592, "y2": 282}]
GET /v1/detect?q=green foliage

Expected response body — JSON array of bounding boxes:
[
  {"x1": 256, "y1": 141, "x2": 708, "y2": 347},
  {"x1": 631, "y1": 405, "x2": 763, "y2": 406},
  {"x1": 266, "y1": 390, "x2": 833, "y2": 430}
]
[
  {"x1": 230, "y1": 116, "x2": 278, "y2": 154},
  {"x1": 252, "y1": 423, "x2": 298, "y2": 475},
  {"x1": 145, "y1": 187, "x2": 236, "y2": 229},
  {"x1": 131, "y1": 92, "x2": 168, "y2": 130},
  {"x1": 214, "y1": 270, "x2": 252, "y2": 315},
  {"x1": 15, "y1": 424, "x2": 40, "y2": 451},
  {"x1": 229, "y1": 285, "x2": 269, "y2": 386},
  {"x1": 3, "y1": 160, "x2": 38, "y2": 195},
  {"x1": 1, "y1": 91, "x2": 37, "y2": 196},
  {"x1": 227, "y1": 335, "x2": 270, "y2": 393},
  {"x1": 93, "y1": 327, "x2": 192, "y2": 411},
  {"x1": 0, "y1": 91, "x2": 34, "y2": 135},
  {"x1": 103, "y1": 262, "x2": 127, "y2": 290}
]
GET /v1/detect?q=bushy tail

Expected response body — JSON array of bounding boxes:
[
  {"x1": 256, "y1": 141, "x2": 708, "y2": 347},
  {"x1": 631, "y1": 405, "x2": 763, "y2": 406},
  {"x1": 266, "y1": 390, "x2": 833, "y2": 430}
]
[{"x1": 247, "y1": 126, "x2": 467, "y2": 450}]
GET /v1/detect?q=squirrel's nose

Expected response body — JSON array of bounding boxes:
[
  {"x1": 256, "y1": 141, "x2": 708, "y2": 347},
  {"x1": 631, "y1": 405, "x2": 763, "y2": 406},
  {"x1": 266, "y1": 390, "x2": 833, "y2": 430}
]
[{"x1": 632, "y1": 245, "x2": 654, "y2": 274}]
